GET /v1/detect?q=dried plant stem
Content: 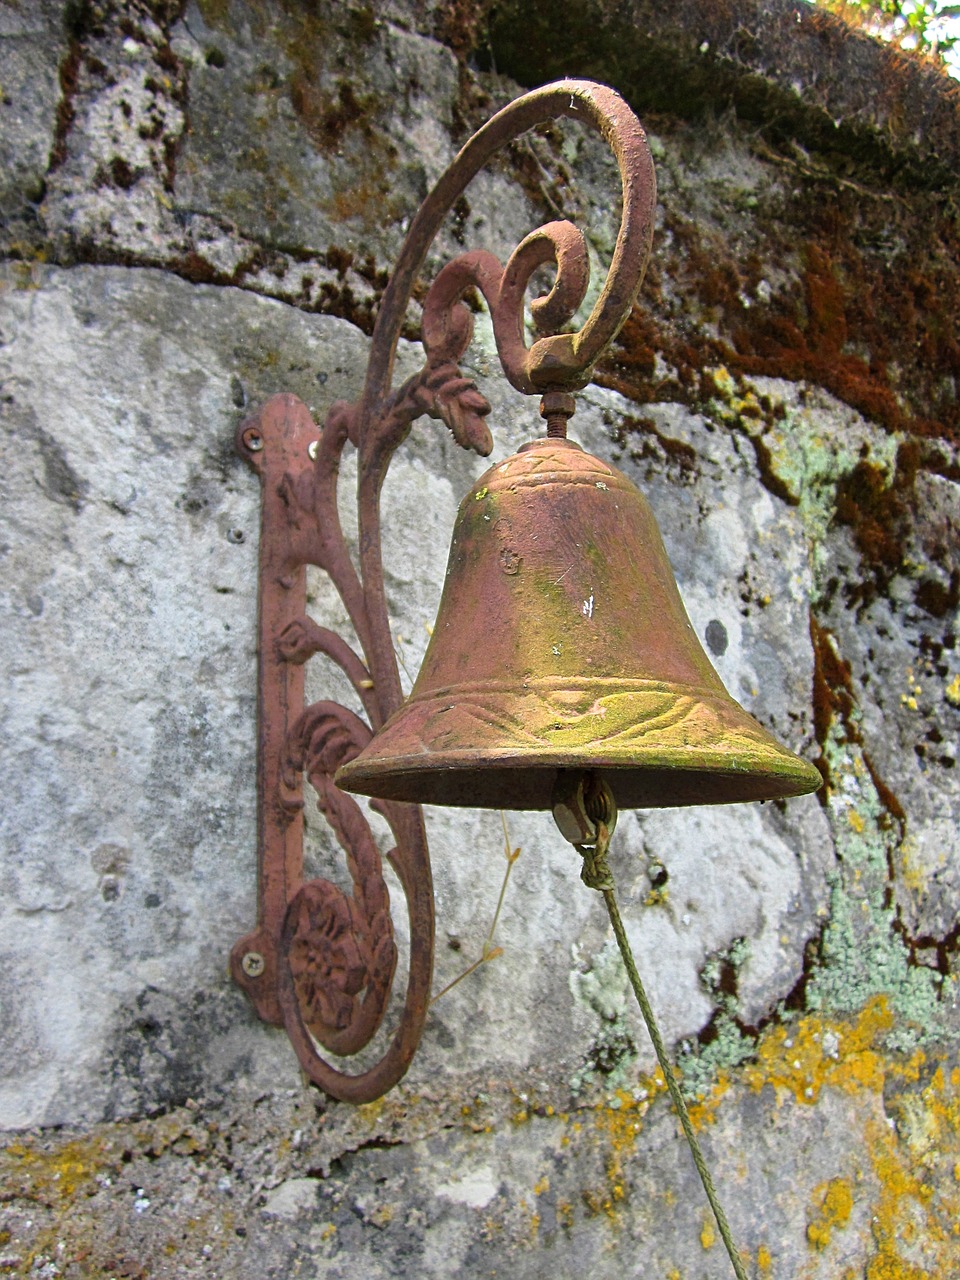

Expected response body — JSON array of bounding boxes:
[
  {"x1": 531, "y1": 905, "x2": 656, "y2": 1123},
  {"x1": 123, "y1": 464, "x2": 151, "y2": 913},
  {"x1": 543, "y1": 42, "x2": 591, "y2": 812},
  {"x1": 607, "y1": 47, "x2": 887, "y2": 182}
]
[{"x1": 430, "y1": 812, "x2": 519, "y2": 1005}]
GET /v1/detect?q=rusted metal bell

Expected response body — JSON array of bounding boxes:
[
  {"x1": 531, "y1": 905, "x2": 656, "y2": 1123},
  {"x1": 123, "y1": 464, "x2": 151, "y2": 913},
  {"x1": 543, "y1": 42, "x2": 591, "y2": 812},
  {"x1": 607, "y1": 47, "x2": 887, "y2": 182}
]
[{"x1": 336, "y1": 438, "x2": 822, "y2": 811}]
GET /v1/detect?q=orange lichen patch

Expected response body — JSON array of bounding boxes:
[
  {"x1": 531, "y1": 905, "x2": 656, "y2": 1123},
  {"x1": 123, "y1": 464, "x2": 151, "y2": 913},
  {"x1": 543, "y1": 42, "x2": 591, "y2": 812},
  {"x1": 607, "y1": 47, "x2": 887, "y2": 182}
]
[
  {"x1": 680, "y1": 996, "x2": 959, "y2": 1276},
  {"x1": 860, "y1": 1084, "x2": 960, "y2": 1280},
  {"x1": 0, "y1": 1137, "x2": 105, "y2": 1205},
  {"x1": 574, "y1": 1081, "x2": 667, "y2": 1222},
  {"x1": 700, "y1": 1214, "x2": 716, "y2": 1249},
  {"x1": 741, "y1": 996, "x2": 924, "y2": 1106},
  {"x1": 580, "y1": 1184, "x2": 625, "y2": 1221},
  {"x1": 586, "y1": 1102, "x2": 639, "y2": 1218},
  {"x1": 806, "y1": 1176, "x2": 855, "y2": 1249},
  {"x1": 686, "y1": 1073, "x2": 732, "y2": 1130},
  {"x1": 511, "y1": 1095, "x2": 531, "y2": 1126},
  {"x1": 889, "y1": 1065, "x2": 960, "y2": 1197},
  {"x1": 754, "y1": 1020, "x2": 960, "y2": 1276}
]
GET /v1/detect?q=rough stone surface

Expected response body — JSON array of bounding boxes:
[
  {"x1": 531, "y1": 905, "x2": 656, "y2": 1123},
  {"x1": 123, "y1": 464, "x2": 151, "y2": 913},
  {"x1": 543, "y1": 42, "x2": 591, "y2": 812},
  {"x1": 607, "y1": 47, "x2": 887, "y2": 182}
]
[
  {"x1": 2, "y1": 1, "x2": 960, "y2": 1277},
  {"x1": 0, "y1": 0, "x2": 69, "y2": 253},
  {"x1": 488, "y1": 0, "x2": 960, "y2": 188}
]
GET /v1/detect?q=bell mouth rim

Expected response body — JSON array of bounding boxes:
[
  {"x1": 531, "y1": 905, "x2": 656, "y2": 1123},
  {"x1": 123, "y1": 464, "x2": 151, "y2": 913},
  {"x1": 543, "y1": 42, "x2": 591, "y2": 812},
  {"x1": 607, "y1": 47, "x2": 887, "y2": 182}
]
[{"x1": 335, "y1": 750, "x2": 823, "y2": 811}]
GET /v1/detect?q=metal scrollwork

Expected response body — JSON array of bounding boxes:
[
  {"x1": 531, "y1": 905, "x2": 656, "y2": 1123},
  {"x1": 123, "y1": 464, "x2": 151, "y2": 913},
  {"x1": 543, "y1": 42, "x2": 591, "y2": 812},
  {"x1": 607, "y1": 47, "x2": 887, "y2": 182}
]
[
  {"x1": 231, "y1": 79, "x2": 656, "y2": 1101},
  {"x1": 281, "y1": 702, "x2": 396, "y2": 1056}
]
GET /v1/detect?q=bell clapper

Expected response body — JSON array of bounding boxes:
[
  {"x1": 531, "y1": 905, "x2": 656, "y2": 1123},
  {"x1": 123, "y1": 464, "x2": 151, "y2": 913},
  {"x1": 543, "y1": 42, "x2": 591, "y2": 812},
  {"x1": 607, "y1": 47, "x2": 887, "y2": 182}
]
[{"x1": 553, "y1": 769, "x2": 749, "y2": 1280}]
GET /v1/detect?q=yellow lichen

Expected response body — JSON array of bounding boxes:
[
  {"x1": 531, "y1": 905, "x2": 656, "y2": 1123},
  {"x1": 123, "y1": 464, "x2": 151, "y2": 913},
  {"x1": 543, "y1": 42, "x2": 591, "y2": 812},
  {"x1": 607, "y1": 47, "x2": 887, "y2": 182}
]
[
  {"x1": 806, "y1": 1176, "x2": 854, "y2": 1249},
  {"x1": 861, "y1": 1060, "x2": 960, "y2": 1277},
  {"x1": 687, "y1": 1074, "x2": 732, "y2": 1130},
  {"x1": 574, "y1": 1088, "x2": 662, "y2": 1223},
  {"x1": 357, "y1": 1097, "x2": 385, "y2": 1124},
  {"x1": 0, "y1": 1137, "x2": 104, "y2": 1202},
  {"x1": 684, "y1": 994, "x2": 960, "y2": 1276},
  {"x1": 741, "y1": 996, "x2": 922, "y2": 1106},
  {"x1": 897, "y1": 836, "x2": 933, "y2": 897},
  {"x1": 700, "y1": 1215, "x2": 716, "y2": 1249}
]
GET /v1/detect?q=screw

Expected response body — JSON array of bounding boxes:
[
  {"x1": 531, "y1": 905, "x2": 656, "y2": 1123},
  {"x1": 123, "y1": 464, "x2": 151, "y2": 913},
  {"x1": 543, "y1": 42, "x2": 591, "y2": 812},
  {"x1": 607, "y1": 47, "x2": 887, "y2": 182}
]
[
  {"x1": 539, "y1": 391, "x2": 576, "y2": 439},
  {"x1": 308, "y1": 439, "x2": 319, "y2": 460},
  {"x1": 241, "y1": 951, "x2": 265, "y2": 978},
  {"x1": 244, "y1": 429, "x2": 263, "y2": 452}
]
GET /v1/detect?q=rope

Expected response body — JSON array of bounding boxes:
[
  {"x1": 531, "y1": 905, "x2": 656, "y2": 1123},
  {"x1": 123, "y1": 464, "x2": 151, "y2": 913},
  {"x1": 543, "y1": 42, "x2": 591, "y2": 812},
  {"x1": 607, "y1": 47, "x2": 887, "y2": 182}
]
[{"x1": 577, "y1": 826, "x2": 749, "y2": 1280}]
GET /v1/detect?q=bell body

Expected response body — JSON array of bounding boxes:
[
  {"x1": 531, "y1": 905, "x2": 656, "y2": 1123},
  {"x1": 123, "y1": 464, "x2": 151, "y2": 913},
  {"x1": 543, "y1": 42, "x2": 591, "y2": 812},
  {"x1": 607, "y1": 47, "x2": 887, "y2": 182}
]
[{"x1": 337, "y1": 438, "x2": 822, "y2": 810}]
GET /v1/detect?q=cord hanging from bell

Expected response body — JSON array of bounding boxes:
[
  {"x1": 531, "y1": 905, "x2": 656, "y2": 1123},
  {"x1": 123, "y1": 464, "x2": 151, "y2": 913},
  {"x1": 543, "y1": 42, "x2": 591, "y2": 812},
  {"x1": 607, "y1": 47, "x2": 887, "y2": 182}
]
[{"x1": 553, "y1": 770, "x2": 750, "y2": 1280}]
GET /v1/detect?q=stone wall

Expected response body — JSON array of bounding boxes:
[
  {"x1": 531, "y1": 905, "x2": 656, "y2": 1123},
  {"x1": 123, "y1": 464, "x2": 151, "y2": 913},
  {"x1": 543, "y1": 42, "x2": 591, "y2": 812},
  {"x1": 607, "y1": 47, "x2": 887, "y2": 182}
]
[{"x1": 2, "y1": 1, "x2": 959, "y2": 1276}]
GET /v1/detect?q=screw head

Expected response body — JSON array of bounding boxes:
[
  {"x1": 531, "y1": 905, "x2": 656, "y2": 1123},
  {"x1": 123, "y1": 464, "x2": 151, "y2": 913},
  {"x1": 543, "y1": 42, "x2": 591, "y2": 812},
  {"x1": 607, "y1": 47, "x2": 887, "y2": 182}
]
[
  {"x1": 307, "y1": 439, "x2": 319, "y2": 460},
  {"x1": 241, "y1": 951, "x2": 266, "y2": 978},
  {"x1": 243, "y1": 429, "x2": 264, "y2": 452}
]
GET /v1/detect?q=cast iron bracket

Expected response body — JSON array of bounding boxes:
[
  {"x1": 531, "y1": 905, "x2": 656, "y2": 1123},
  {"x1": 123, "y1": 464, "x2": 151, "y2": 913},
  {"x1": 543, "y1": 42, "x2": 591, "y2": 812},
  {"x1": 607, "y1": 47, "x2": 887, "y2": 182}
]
[{"x1": 230, "y1": 79, "x2": 656, "y2": 1102}]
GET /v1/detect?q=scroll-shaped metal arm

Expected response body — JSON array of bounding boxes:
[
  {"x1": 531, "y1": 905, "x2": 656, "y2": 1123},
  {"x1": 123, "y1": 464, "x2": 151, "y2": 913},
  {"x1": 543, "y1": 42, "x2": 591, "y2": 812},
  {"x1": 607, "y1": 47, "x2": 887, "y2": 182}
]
[{"x1": 231, "y1": 80, "x2": 656, "y2": 1102}]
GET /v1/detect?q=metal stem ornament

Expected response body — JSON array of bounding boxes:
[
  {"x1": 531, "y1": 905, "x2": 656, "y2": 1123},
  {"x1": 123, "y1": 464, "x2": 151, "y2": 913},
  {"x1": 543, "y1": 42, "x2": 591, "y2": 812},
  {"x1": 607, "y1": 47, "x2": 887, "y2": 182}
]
[{"x1": 231, "y1": 80, "x2": 820, "y2": 1108}]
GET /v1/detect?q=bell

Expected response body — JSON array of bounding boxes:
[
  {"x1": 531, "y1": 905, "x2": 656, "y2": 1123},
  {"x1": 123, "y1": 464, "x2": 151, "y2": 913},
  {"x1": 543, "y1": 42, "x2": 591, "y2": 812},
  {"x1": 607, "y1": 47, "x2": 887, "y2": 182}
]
[{"x1": 336, "y1": 437, "x2": 822, "y2": 811}]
